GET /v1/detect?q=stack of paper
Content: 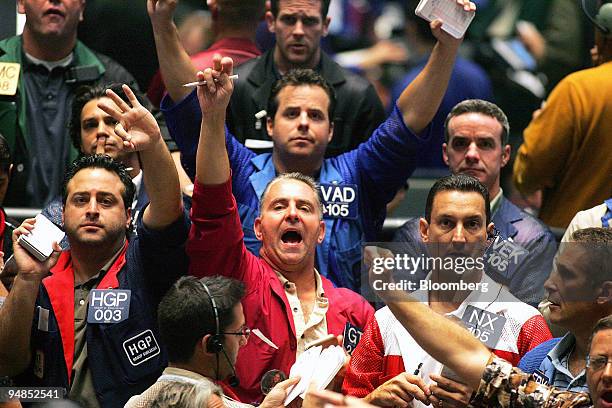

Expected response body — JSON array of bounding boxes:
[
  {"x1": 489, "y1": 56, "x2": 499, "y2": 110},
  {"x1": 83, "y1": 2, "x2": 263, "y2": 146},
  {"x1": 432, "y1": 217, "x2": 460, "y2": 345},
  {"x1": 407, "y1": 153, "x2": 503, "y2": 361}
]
[
  {"x1": 17, "y1": 214, "x2": 65, "y2": 262},
  {"x1": 415, "y1": 0, "x2": 476, "y2": 39},
  {"x1": 283, "y1": 345, "x2": 346, "y2": 405}
]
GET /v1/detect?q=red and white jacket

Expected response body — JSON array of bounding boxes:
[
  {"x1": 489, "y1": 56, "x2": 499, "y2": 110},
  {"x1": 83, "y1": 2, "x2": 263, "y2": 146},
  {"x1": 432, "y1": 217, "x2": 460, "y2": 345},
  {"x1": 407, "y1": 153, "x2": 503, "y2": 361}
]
[{"x1": 342, "y1": 274, "x2": 552, "y2": 406}]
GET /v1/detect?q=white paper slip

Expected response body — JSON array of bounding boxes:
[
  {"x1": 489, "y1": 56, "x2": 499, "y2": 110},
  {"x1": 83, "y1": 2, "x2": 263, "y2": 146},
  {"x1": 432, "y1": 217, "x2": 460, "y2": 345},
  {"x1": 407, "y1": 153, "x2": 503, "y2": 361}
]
[
  {"x1": 415, "y1": 0, "x2": 476, "y2": 39},
  {"x1": 244, "y1": 139, "x2": 274, "y2": 150},
  {"x1": 283, "y1": 345, "x2": 346, "y2": 406},
  {"x1": 251, "y1": 329, "x2": 279, "y2": 350},
  {"x1": 17, "y1": 214, "x2": 65, "y2": 262}
]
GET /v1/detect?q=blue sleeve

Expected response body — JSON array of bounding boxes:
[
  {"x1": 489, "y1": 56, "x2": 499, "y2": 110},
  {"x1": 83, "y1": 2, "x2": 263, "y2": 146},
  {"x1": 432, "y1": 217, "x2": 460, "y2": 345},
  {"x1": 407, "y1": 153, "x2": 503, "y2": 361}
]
[
  {"x1": 161, "y1": 90, "x2": 256, "y2": 190},
  {"x1": 517, "y1": 338, "x2": 560, "y2": 373},
  {"x1": 134, "y1": 207, "x2": 190, "y2": 302},
  {"x1": 342, "y1": 104, "x2": 431, "y2": 210},
  {"x1": 160, "y1": 90, "x2": 202, "y2": 180}
]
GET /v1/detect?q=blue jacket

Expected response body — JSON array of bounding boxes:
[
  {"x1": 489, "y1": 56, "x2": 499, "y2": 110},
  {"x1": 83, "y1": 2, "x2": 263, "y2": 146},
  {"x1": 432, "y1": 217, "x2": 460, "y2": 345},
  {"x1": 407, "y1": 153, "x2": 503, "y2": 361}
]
[
  {"x1": 518, "y1": 337, "x2": 561, "y2": 373},
  {"x1": 162, "y1": 90, "x2": 429, "y2": 291},
  {"x1": 14, "y1": 211, "x2": 190, "y2": 407},
  {"x1": 392, "y1": 196, "x2": 557, "y2": 306}
]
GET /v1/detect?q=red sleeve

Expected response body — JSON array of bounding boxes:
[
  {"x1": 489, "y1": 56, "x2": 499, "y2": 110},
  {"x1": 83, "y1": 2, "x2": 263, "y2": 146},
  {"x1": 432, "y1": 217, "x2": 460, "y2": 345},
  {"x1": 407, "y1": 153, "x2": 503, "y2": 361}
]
[
  {"x1": 516, "y1": 315, "x2": 553, "y2": 358},
  {"x1": 342, "y1": 316, "x2": 387, "y2": 398},
  {"x1": 187, "y1": 179, "x2": 260, "y2": 286}
]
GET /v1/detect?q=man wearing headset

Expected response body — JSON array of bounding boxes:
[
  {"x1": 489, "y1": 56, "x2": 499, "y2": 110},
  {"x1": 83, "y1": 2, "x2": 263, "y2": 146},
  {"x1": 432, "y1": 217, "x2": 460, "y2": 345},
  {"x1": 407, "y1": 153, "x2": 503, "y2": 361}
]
[
  {"x1": 343, "y1": 175, "x2": 551, "y2": 408},
  {"x1": 126, "y1": 276, "x2": 298, "y2": 408}
]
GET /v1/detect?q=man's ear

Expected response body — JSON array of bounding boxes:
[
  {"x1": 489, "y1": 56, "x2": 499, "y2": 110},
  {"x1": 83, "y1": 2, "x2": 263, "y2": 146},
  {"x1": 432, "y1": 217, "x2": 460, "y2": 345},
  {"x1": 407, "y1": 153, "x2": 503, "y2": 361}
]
[
  {"x1": 442, "y1": 143, "x2": 449, "y2": 166},
  {"x1": 125, "y1": 208, "x2": 132, "y2": 230},
  {"x1": 266, "y1": 117, "x2": 274, "y2": 139},
  {"x1": 501, "y1": 144, "x2": 511, "y2": 168},
  {"x1": 327, "y1": 122, "x2": 334, "y2": 143},
  {"x1": 419, "y1": 217, "x2": 430, "y2": 242},
  {"x1": 265, "y1": 11, "x2": 276, "y2": 33},
  {"x1": 487, "y1": 222, "x2": 495, "y2": 238},
  {"x1": 317, "y1": 220, "x2": 326, "y2": 244},
  {"x1": 17, "y1": 0, "x2": 25, "y2": 14},
  {"x1": 596, "y1": 281, "x2": 612, "y2": 305},
  {"x1": 254, "y1": 217, "x2": 264, "y2": 241},
  {"x1": 322, "y1": 16, "x2": 331, "y2": 37},
  {"x1": 79, "y1": 0, "x2": 86, "y2": 22}
]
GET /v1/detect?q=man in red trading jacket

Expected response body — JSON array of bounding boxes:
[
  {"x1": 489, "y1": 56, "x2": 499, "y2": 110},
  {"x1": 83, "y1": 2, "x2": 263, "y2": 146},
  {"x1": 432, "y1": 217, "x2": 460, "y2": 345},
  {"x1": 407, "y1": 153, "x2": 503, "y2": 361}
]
[{"x1": 187, "y1": 55, "x2": 374, "y2": 403}]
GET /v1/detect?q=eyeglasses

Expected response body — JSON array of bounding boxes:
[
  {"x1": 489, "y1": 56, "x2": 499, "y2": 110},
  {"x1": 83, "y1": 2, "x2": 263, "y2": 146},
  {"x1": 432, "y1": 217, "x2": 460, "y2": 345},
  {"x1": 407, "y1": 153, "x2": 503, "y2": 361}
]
[
  {"x1": 586, "y1": 355, "x2": 611, "y2": 371},
  {"x1": 220, "y1": 325, "x2": 251, "y2": 339}
]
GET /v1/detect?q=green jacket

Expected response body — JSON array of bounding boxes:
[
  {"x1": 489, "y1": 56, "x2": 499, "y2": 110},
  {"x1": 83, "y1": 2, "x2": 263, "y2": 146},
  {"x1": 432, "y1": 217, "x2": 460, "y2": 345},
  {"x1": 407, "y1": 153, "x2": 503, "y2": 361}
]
[{"x1": 0, "y1": 36, "x2": 136, "y2": 207}]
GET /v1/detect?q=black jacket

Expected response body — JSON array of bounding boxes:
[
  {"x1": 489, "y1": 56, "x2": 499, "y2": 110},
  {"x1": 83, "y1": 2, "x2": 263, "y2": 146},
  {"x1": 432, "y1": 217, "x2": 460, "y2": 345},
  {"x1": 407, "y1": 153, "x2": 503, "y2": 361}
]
[{"x1": 227, "y1": 50, "x2": 386, "y2": 157}]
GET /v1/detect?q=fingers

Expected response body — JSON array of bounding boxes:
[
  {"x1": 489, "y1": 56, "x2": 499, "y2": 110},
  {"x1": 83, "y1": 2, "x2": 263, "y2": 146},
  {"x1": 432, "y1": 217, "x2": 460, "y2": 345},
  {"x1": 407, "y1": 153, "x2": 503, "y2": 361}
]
[
  {"x1": 105, "y1": 88, "x2": 132, "y2": 114},
  {"x1": 398, "y1": 374, "x2": 431, "y2": 403},
  {"x1": 121, "y1": 84, "x2": 142, "y2": 109},
  {"x1": 96, "y1": 136, "x2": 107, "y2": 155},
  {"x1": 274, "y1": 376, "x2": 300, "y2": 391},
  {"x1": 113, "y1": 123, "x2": 135, "y2": 151},
  {"x1": 97, "y1": 99, "x2": 124, "y2": 122},
  {"x1": 13, "y1": 218, "x2": 36, "y2": 242},
  {"x1": 456, "y1": 0, "x2": 476, "y2": 11}
]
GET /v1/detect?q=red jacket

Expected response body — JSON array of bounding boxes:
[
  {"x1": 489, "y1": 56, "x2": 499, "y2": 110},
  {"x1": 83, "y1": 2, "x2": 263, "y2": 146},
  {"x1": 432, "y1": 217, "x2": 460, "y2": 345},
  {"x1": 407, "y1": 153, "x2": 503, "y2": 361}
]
[{"x1": 189, "y1": 179, "x2": 374, "y2": 403}]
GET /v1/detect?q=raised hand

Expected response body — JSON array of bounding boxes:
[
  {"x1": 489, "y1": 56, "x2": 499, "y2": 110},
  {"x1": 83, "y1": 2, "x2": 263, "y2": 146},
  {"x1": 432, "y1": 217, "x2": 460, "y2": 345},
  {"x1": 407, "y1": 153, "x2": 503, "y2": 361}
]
[
  {"x1": 147, "y1": 0, "x2": 178, "y2": 27},
  {"x1": 12, "y1": 219, "x2": 61, "y2": 282},
  {"x1": 97, "y1": 84, "x2": 162, "y2": 153},
  {"x1": 195, "y1": 54, "x2": 235, "y2": 116},
  {"x1": 430, "y1": 0, "x2": 476, "y2": 47}
]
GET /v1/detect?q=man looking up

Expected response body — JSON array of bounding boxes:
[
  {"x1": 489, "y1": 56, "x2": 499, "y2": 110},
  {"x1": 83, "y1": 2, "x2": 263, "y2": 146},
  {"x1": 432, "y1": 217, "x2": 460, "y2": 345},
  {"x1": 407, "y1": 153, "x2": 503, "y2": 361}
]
[
  {"x1": 163, "y1": 1, "x2": 477, "y2": 292},
  {"x1": 187, "y1": 55, "x2": 374, "y2": 402},
  {"x1": 344, "y1": 175, "x2": 551, "y2": 408},
  {"x1": 393, "y1": 100, "x2": 556, "y2": 306},
  {"x1": 0, "y1": 0, "x2": 141, "y2": 207},
  {"x1": 0, "y1": 85, "x2": 188, "y2": 407}
]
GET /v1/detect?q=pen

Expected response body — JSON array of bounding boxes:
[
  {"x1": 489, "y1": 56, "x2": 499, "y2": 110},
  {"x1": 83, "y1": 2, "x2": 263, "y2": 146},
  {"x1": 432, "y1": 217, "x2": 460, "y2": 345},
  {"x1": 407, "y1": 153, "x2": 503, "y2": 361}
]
[
  {"x1": 183, "y1": 74, "x2": 239, "y2": 87},
  {"x1": 413, "y1": 362, "x2": 423, "y2": 375}
]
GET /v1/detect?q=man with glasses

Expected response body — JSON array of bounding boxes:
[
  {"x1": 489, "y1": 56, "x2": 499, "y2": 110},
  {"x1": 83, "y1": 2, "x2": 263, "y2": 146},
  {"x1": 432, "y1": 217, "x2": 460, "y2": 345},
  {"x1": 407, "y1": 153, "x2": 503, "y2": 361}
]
[{"x1": 126, "y1": 275, "x2": 298, "y2": 408}]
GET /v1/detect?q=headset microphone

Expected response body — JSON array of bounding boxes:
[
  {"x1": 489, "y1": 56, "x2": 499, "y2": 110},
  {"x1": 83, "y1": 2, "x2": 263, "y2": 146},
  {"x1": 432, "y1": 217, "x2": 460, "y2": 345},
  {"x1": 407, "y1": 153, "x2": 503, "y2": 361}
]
[
  {"x1": 220, "y1": 347, "x2": 241, "y2": 387},
  {"x1": 200, "y1": 280, "x2": 241, "y2": 388}
]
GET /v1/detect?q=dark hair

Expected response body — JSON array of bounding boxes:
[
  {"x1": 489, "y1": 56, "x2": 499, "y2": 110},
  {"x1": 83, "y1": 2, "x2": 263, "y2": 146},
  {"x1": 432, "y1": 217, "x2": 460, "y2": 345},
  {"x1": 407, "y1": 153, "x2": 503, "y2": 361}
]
[
  {"x1": 69, "y1": 83, "x2": 150, "y2": 151},
  {"x1": 62, "y1": 154, "x2": 135, "y2": 212},
  {"x1": 425, "y1": 174, "x2": 490, "y2": 224},
  {"x1": 267, "y1": 69, "x2": 336, "y2": 123},
  {"x1": 216, "y1": 0, "x2": 265, "y2": 27},
  {"x1": 270, "y1": 0, "x2": 331, "y2": 19},
  {"x1": 157, "y1": 276, "x2": 245, "y2": 364},
  {"x1": 587, "y1": 315, "x2": 612, "y2": 354},
  {"x1": 0, "y1": 133, "x2": 11, "y2": 173},
  {"x1": 260, "y1": 172, "x2": 324, "y2": 220},
  {"x1": 444, "y1": 100, "x2": 510, "y2": 146},
  {"x1": 568, "y1": 227, "x2": 612, "y2": 285}
]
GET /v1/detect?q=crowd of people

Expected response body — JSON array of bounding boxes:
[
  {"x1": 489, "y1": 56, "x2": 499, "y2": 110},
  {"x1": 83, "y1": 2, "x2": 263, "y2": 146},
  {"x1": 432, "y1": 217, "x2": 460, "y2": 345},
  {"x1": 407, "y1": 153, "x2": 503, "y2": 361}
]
[{"x1": 0, "y1": 0, "x2": 610, "y2": 407}]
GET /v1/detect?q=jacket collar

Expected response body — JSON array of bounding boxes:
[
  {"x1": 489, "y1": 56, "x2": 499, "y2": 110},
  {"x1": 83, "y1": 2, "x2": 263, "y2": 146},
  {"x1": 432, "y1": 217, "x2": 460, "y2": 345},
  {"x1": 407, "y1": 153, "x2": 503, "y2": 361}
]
[
  {"x1": 492, "y1": 196, "x2": 521, "y2": 239},
  {"x1": 42, "y1": 241, "x2": 128, "y2": 384}
]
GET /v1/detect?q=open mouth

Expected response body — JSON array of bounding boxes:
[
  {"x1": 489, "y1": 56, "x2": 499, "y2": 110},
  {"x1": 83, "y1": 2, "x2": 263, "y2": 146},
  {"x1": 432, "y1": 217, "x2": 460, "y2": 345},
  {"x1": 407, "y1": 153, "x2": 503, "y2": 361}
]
[
  {"x1": 600, "y1": 391, "x2": 612, "y2": 406},
  {"x1": 281, "y1": 230, "x2": 303, "y2": 244},
  {"x1": 44, "y1": 9, "x2": 65, "y2": 17}
]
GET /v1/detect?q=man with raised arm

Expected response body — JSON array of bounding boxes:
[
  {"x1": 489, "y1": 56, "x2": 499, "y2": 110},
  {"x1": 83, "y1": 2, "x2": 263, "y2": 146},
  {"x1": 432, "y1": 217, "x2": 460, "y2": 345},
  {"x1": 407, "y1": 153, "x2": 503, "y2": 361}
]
[
  {"x1": 163, "y1": 1, "x2": 477, "y2": 292},
  {"x1": 0, "y1": 85, "x2": 188, "y2": 407}
]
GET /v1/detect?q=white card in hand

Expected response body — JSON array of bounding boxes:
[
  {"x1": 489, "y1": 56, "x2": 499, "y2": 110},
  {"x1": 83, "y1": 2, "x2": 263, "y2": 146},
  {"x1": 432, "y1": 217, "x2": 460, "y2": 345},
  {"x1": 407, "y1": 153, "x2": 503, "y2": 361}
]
[
  {"x1": 415, "y1": 0, "x2": 476, "y2": 39},
  {"x1": 17, "y1": 214, "x2": 64, "y2": 262}
]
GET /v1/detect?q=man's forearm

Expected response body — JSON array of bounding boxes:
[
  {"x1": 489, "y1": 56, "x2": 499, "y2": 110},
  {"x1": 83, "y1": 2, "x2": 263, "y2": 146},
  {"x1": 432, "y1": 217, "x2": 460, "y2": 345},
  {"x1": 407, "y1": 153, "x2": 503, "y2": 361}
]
[
  {"x1": 151, "y1": 20, "x2": 197, "y2": 103},
  {"x1": 385, "y1": 297, "x2": 490, "y2": 389},
  {"x1": 195, "y1": 113, "x2": 231, "y2": 185},
  {"x1": 0, "y1": 276, "x2": 40, "y2": 376},
  {"x1": 141, "y1": 138, "x2": 183, "y2": 229},
  {"x1": 397, "y1": 41, "x2": 459, "y2": 134}
]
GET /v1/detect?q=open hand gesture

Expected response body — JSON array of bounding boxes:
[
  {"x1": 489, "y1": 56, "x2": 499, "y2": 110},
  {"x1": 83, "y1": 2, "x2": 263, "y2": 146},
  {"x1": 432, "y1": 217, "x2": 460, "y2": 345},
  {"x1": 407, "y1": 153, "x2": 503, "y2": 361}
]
[{"x1": 98, "y1": 84, "x2": 162, "y2": 153}]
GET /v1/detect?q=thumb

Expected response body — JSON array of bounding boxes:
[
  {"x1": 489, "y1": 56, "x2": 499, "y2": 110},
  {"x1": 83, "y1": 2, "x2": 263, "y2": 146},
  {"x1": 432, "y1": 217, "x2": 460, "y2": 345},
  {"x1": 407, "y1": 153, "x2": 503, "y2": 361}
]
[
  {"x1": 96, "y1": 136, "x2": 107, "y2": 155},
  {"x1": 275, "y1": 376, "x2": 300, "y2": 390}
]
